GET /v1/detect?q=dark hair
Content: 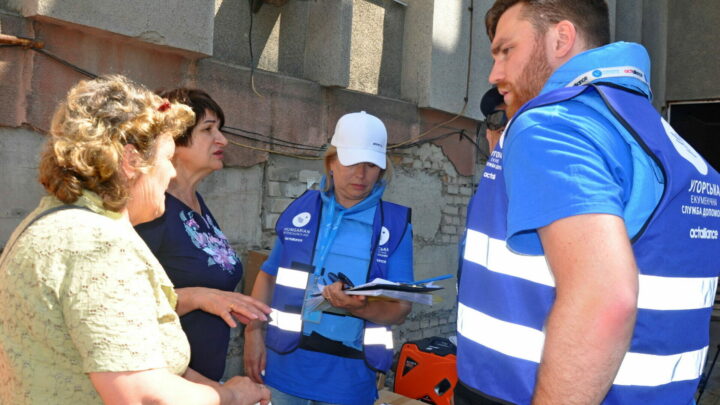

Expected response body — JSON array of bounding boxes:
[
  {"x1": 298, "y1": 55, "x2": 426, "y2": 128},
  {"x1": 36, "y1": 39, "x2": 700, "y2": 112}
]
[
  {"x1": 156, "y1": 88, "x2": 225, "y2": 147},
  {"x1": 486, "y1": 0, "x2": 609, "y2": 48}
]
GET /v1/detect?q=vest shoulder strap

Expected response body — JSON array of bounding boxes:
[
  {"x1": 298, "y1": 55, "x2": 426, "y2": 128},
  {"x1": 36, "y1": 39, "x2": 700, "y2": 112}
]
[{"x1": 380, "y1": 200, "x2": 411, "y2": 224}]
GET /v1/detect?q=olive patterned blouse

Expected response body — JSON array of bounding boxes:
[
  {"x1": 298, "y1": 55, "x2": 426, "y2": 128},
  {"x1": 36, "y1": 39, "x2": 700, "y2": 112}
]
[{"x1": 0, "y1": 191, "x2": 190, "y2": 404}]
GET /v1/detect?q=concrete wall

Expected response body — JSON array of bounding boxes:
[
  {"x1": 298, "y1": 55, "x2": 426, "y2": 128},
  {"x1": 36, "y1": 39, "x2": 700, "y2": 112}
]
[
  {"x1": 15, "y1": 0, "x2": 214, "y2": 55},
  {"x1": 641, "y1": 0, "x2": 669, "y2": 111},
  {"x1": 349, "y1": 0, "x2": 405, "y2": 98},
  {"x1": 212, "y1": 0, "x2": 408, "y2": 99},
  {"x1": 614, "y1": 0, "x2": 643, "y2": 43},
  {"x1": 213, "y1": 0, "x2": 485, "y2": 117},
  {"x1": 612, "y1": 0, "x2": 668, "y2": 111},
  {"x1": 0, "y1": 127, "x2": 46, "y2": 245},
  {"x1": 666, "y1": 0, "x2": 720, "y2": 102},
  {"x1": 429, "y1": 0, "x2": 476, "y2": 117},
  {"x1": 402, "y1": 0, "x2": 489, "y2": 120},
  {"x1": 612, "y1": 0, "x2": 720, "y2": 109}
]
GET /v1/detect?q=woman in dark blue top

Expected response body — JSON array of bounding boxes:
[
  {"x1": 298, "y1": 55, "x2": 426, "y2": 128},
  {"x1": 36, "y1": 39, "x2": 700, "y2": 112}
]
[{"x1": 136, "y1": 89, "x2": 270, "y2": 381}]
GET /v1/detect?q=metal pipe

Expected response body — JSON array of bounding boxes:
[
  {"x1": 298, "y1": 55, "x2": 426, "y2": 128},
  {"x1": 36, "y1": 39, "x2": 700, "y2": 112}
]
[{"x1": 0, "y1": 34, "x2": 44, "y2": 49}]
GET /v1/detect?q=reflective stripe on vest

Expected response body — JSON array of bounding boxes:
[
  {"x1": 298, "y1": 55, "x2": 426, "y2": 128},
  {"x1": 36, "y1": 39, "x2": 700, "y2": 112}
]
[
  {"x1": 364, "y1": 327, "x2": 394, "y2": 349},
  {"x1": 458, "y1": 302, "x2": 708, "y2": 386},
  {"x1": 464, "y1": 229, "x2": 719, "y2": 310},
  {"x1": 269, "y1": 308, "x2": 302, "y2": 333},
  {"x1": 464, "y1": 229, "x2": 554, "y2": 286},
  {"x1": 276, "y1": 267, "x2": 310, "y2": 290}
]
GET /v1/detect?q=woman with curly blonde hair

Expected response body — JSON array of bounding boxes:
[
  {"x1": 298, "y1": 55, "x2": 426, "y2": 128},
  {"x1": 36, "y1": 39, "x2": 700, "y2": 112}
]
[{"x1": 0, "y1": 75, "x2": 270, "y2": 405}]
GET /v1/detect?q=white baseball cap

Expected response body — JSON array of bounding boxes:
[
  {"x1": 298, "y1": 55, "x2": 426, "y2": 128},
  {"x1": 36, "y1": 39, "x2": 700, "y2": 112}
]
[{"x1": 330, "y1": 111, "x2": 387, "y2": 169}]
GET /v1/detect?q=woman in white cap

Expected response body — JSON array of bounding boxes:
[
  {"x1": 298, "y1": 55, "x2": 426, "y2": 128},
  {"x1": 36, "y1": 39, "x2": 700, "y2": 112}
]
[{"x1": 244, "y1": 111, "x2": 414, "y2": 405}]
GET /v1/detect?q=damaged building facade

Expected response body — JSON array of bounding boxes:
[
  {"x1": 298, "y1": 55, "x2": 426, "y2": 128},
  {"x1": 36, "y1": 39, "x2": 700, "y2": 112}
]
[{"x1": 1, "y1": 0, "x2": 719, "y2": 382}]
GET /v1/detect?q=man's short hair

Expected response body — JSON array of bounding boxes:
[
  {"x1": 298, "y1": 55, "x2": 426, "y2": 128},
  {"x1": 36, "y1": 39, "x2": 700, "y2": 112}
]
[{"x1": 485, "y1": 0, "x2": 610, "y2": 48}]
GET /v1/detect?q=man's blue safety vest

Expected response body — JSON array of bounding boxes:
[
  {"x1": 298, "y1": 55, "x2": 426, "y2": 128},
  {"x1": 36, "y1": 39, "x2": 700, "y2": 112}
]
[
  {"x1": 457, "y1": 84, "x2": 720, "y2": 404},
  {"x1": 266, "y1": 190, "x2": 411, "y2": 373}
]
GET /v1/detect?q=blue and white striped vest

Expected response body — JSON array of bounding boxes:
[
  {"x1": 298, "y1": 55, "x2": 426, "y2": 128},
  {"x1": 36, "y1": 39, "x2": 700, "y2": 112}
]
[{"x1": 457, "y1": 84, "x2": 720, "y2": 404}]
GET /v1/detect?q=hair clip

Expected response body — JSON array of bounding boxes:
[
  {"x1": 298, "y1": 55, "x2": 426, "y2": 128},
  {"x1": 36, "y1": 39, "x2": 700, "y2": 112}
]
[{"x1": 158, "y1": 101, "x2": 171, "y2": 112}]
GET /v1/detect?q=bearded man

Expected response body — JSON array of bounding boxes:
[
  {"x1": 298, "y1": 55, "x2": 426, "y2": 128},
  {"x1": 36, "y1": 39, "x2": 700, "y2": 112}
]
[{"x1": 455, "y1": 1, "x2": 720, "y2": 404}]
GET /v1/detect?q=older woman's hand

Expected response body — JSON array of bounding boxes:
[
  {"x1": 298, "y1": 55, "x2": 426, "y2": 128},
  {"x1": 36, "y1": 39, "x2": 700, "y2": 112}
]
[
  {"x1": 223, "y1": 376, "x2": 271, "y2": 405},
  {"x1": 176, "y1": 287, "x2": 271, "y2": 327}
]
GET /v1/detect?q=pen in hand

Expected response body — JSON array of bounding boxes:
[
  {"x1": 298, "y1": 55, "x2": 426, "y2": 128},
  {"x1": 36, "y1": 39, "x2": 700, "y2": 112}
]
[
  {"x1": 310, "y1": 272, "x2": 354, "y2": 297},
  {"x1": 330, "y1": 272, "x2": 355, "y2": 289}
]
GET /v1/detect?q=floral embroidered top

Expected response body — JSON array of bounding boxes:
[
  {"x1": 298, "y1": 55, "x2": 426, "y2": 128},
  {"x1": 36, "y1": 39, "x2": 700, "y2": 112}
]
[
  {"x1": 135, "y1": 192, "x2": 243, "y2": 381},
  {"x1": 0, "y1": 191, "x2": 190, "y2": 405}
]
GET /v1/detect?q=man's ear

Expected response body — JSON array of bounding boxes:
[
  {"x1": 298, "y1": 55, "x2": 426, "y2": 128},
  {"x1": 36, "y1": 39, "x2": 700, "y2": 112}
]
[
  {"x1": 121, "y1": 144, "x2": 139, "y2": 181},
  {"x1": 549, "y1": 20, "x2": 579, "y2": 60}
]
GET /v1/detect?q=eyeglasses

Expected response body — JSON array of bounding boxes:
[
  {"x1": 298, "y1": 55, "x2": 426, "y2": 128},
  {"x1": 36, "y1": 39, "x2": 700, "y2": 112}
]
[{"x1": 485, "y1": 109, "x2": 507, "y2": 131}]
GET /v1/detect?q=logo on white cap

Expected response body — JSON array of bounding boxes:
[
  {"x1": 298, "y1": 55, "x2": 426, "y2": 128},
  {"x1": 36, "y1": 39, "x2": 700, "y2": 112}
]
[
  {"x1": 292, "y1": 212, "x2": 312, "y2": 228},
  {"x1": 331, "y1": 111, "x2": 387, "y2": 169}
]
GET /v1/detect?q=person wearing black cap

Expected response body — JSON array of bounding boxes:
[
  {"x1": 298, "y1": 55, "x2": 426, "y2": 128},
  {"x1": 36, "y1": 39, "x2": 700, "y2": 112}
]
[{"x1": 480, "y1": 86, "x2": 507, "y2": 151}]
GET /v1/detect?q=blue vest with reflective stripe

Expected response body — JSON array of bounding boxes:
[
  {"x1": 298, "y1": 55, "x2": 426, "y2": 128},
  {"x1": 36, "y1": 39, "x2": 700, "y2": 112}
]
[
  {"x1": 266, "y1": 190, "x2": 411, "y2": 373},
  {"x1": 457, "y1": 84, "x2": 720, "y2": 404}
]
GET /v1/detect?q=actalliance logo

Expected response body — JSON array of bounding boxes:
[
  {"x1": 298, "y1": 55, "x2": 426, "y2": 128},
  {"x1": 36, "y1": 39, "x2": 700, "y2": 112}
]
[{"x1": 689, "y1": 227, "x2": 719, "y2": 240}]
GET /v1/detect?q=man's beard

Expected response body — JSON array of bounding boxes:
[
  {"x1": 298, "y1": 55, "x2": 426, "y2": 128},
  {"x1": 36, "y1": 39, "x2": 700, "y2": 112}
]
[{"x1": 504, "y1": 39, "x2": 554, "y2": 118}]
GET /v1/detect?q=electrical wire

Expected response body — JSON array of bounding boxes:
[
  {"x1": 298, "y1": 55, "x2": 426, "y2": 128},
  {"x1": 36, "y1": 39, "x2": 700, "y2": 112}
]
[
  {"x1": 223, "y1": 125, "x2": 327, "y2": 151},
  {"x1": 392, "y1": 129, "x2": 483, "y2": 153},
  {"x1": 248, "y1": 1, "x2": 264, "y2": 98},
  {"x1": 32, "y1": 48, "x2": 97, "y2": 79},
  {"x1": 1, "y1": 33, "x2": 96, "y2": 79},
  {"x1": 226, "y1": 138, "x2": 324, "y2": 160},
  {"x1": 390, "y1": 129, "x2": 463, "y2": 149},
  {"x1": 223, "y1": 130, "x2": 326, "y2": 152},
  {"x1": 387, "y1": 103, "x2": 468, "y2": 150}
]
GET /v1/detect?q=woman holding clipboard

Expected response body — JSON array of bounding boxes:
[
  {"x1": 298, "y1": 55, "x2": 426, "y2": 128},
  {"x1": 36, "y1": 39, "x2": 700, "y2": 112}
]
[{"x1": 244, "y1": 112, "x2": 414, "y2": 405}]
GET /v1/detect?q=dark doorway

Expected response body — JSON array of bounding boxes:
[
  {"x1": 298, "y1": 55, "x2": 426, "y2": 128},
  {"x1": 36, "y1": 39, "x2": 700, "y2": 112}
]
[{"x1": 668, "y1": 101, "x2": 720, "y2": 172}]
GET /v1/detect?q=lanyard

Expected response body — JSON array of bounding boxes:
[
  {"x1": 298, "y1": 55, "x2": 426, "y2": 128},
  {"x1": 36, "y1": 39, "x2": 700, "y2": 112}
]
[
  {"x1": 566, "y1": 66, "x2": 648, "y2": 87},
  {"x1": 311, "y1": 199, "x2": 345, "y2": 276},
  {"x1": 311, "y1": 198, "x2": 383, "y2": 278}
]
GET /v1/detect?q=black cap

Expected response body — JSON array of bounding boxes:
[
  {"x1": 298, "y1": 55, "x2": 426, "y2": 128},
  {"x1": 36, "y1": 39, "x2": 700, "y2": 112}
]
[{"x1": 480, "y1": 87, "x2": 505, "y2": 117}]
